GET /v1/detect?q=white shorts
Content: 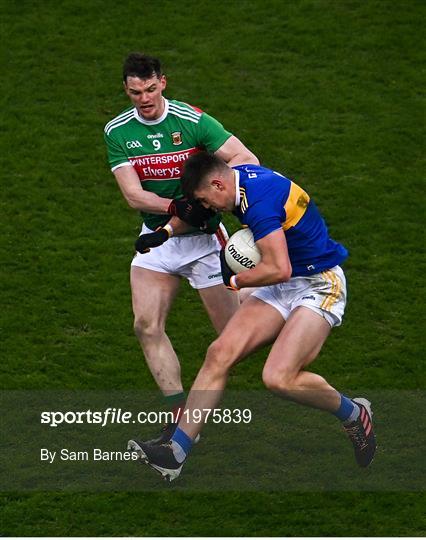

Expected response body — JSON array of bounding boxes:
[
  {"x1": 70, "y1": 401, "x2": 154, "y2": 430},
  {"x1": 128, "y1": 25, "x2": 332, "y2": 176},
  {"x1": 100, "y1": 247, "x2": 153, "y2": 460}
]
[
  {"x1": 131, "y1": 224, "x2": 228, "y2": 289},
  {"x1": 251, "y1": 265, "x2": 347, "y2": 327}
]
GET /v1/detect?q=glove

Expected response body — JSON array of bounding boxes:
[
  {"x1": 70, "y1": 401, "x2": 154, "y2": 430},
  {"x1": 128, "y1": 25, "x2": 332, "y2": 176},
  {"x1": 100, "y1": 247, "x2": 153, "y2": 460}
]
[
  {"x1": 135, "y1": 228, "x2": 170, "y2": 254},
  {"x1": 168, "y1": 198, "x2": 216, "y2": 228},
  {"x1": 219, "y1": 249, "x2": 239, "y2": 291}
]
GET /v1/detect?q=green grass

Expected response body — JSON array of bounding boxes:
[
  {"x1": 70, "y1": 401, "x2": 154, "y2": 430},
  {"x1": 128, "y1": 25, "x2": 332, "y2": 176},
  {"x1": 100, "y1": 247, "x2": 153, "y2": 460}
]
[
  {"x1": 1, "y1": 0, "x2": 425, "y2": 536},
  {"x1": 1, "y1": 492, "x2": 424, "y2": 537}
]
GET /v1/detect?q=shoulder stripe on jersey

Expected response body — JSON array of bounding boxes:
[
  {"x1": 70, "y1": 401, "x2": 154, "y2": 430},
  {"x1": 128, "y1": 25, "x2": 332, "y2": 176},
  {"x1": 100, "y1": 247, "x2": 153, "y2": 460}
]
[
  {"x1": 105, "y1": 114, "x2": 134, "y2": 136},
  {"x1": 104, "y1": 110, "x2": 134, "y2": 132},
  {"x1": 168, "y1": 108, "x2": 200, "y2": 124},
  {"x1": 169, "y1": 102, "x2": 201, "y2": 120},
  {"x1": 104, "y1": 112, "x2": 134, "y2": 135},
  {"x1": 282, "y1": 182, "x2": 310, "y2": 230},
  {"x1": 105, "y1": 111, "x2": 132, "y2": 131},
  {"x1": 105, "y1": 111, "x2": 134, "y2": 130},
  {"x1": 168, "y1": 104, "x2": 200, "y2": 120},
  {"x1": 169, "y1": 101, "x2": 201, "y2": 115}
]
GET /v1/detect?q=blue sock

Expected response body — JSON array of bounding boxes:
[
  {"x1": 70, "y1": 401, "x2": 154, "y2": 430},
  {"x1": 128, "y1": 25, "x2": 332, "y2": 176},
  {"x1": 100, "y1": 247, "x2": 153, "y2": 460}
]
[
  {"x1": 333, "y1": 394, "x2": 356, "y2": 422},
  {"x1": 171, "y1": 427, "x2": 193, "y2": 461}
]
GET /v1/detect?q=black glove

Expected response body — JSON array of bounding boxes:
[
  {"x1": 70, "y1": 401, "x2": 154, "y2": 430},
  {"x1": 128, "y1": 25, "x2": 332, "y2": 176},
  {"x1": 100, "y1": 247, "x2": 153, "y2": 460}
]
[
  {"x1": 219, "y1": 249, "x2": 236, "y2": 289},
  {"x1": 135, "y1": 228, "x2": 170, "y2": 254},
  {"x1": 168, "y1": 198, "x2": 216, "y2": 228}
]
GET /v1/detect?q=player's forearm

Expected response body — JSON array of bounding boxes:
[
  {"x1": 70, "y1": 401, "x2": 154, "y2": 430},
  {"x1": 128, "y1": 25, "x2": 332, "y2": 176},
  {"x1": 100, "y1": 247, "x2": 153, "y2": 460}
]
[
  {"x1": 166, "y1": 217, "x2": 199, "y2": 235},
  {"x1": 114, "y1": 166, "x2": 172, "y2": 214},
  {"x1": 122, "y1": 188, "x2": 171, "y2": 214},
  {"x1": 235, "y1": 261, "x2": 292, "y2": 288}
]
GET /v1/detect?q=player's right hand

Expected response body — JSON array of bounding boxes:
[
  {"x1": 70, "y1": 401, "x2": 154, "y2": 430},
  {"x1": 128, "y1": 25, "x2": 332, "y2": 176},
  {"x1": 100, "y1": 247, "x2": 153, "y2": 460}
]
[
  {"x1": 168, "y1": 198, "x2": 216, "y2": 228},
  {"x1": 135, "y1": 228, "x2": 170, "y2": 254}
]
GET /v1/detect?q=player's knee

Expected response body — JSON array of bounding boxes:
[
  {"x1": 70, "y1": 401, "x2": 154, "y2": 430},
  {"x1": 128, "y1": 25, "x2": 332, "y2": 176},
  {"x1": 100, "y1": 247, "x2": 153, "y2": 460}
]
[
  {"x1": 134, "y1": 315, "x2": 164, "y2": 343},
  {"x1": 262, "y1": 365, "x2": 295, "y2": 395},
  {"x1": 204, "y1": 339, "x2": 234, "y2": 373}
]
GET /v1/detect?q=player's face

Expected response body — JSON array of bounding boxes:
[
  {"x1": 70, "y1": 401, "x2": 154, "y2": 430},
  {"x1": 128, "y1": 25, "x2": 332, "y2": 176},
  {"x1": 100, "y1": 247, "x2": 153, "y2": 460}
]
[
  {"x1": 194, "y1": 180, "x2": 234, "y2": 212},
  {"x1": 124, "y1": 75, "x2": 166, "y2": 120}
]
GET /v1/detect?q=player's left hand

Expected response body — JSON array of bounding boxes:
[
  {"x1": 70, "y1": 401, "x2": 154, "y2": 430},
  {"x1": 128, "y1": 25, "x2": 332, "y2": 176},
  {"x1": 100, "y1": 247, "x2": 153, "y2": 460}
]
[
  {"x1": 219, "y1": 249, "x2": 238, "y2": 290},
  {"x1": 168, "y1": 198, "x2": 216, "y2": 228},
  {"x1": 135, "y1": 228, "x2": 170, "y2": 254}
]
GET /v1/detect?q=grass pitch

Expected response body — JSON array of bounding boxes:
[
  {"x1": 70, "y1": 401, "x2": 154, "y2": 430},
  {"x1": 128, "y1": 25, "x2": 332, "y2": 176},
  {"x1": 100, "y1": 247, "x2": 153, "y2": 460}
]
[{"x1": 1, "y1": 0, "x2": 425, "y2": 536}]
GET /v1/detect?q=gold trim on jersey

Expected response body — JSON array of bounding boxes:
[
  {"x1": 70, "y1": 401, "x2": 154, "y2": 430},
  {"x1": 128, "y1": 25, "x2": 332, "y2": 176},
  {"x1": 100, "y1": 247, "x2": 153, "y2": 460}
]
[
  {"x1": 320, "y1": 270, "x2": 342, "y2": 311},
  {"x1": 282, "y1": 182, "x2": 310, "y2": 230},
  {"x1": 240, "y1": 187, "x2": 249, "y2": 213}
]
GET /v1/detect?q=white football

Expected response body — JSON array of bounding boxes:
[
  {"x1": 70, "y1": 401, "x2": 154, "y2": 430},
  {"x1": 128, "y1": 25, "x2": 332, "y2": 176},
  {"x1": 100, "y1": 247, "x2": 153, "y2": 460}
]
[{"x1": 225, "y1": 228, "x2": 261, "y2": 273}]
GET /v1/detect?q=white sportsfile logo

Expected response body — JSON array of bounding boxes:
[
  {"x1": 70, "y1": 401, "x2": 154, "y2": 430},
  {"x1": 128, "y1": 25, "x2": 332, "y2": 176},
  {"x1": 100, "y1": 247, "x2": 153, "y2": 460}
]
[{"x1": 126, "y1": 140, "x2": 143, "y2": 149}]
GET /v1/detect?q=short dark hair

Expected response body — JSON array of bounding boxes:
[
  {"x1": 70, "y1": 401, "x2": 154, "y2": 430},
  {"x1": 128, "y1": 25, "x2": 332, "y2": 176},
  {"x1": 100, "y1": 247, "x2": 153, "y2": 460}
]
[
  {"x1": 182, "y1": 151, "x2": 228, "y2": 199},
  {"x1": 123, "y1": 53, "x2": 162, "y2": 82}
]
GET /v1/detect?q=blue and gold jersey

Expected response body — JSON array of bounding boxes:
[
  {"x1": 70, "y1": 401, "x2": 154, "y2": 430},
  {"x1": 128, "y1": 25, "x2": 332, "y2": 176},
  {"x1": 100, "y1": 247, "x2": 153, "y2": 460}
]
[{"x1": 233, "y1": 165, "x2": 348, "y2": 277}]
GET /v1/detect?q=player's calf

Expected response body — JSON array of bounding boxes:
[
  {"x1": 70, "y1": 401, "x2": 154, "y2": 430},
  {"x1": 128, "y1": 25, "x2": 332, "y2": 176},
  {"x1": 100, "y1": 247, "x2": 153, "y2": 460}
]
[{"x1": 203, "y1": 338, "x2": 238, "y2": 376}]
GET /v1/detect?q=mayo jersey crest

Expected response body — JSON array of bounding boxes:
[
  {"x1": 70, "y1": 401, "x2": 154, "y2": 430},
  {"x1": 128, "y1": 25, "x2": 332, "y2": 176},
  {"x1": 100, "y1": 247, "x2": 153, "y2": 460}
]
[{"x1": 233, "y1": 165, "x2": 348, "y2": 276}]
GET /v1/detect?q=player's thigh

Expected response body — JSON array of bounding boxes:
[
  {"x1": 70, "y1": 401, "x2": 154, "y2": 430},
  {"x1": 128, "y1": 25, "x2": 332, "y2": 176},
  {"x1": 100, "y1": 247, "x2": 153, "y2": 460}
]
[
  {"x1": 211, "y1": 296, "x2": 285, "y2": 367},
  {"x1": 130, "y1": 266, "x2": 181, "y2": 327},
  {"x1": 264, "y1": 306, "x2": 331, "y2": 379},
  {"x1": 238, "y1": 287, "x2": 257, "y2": 303},
  {"x1": 197, "y1": 285, "x2": 240, "y2": 334}
]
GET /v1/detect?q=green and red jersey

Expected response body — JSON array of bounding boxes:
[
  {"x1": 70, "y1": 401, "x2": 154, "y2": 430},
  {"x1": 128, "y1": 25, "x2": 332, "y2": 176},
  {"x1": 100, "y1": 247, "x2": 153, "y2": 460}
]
[{"x1": 104, "y1": 98, "x2": 232, "y2": 230}]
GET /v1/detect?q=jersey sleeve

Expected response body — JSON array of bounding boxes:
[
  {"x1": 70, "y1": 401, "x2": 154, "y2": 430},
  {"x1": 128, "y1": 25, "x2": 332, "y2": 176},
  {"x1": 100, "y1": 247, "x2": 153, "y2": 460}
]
[
  {"x1": 196, "y1": 112, "x2": 232, "y2": 152},
  {"x1": 245, "y1": 201, "x2": 283, "y2": 242},
  {"x1": 104, "y1": 130, "x2": 130, "y2": 171}
]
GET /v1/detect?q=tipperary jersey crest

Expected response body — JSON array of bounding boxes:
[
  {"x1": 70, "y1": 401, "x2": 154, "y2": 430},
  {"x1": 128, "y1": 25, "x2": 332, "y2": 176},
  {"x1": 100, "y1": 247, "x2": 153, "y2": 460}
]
[{"x1": 171, "y1": 131, "x2": 183, "y2": 145}]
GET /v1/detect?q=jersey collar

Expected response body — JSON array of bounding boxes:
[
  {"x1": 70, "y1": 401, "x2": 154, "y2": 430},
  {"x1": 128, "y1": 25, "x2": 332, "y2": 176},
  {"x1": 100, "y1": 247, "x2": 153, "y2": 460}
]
[
  {"x1": 234, "y1": 169, "x2": 241, "y2": 207},
  {"x1": 133, "y1": 98, "x2": 169, "y2": 125}
]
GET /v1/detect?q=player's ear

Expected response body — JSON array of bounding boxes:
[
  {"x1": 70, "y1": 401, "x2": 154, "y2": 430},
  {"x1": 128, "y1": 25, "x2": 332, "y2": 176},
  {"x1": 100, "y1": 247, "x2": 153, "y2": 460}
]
[
  {"x1": 123, "y1": 80, "x2": 130, "y2": 95},
  {"x1": 160, "y1": 75, "x2": 167, "y2": 91},
  {"x1": 212, "y1": 178, "x2": 224, "y2": 191}
]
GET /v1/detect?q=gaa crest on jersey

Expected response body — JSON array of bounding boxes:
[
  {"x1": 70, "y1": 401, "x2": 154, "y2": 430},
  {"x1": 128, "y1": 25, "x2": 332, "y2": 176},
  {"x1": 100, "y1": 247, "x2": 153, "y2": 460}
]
[{"x1": 171, "y1": 131, "x2": 183, "y2": 145}]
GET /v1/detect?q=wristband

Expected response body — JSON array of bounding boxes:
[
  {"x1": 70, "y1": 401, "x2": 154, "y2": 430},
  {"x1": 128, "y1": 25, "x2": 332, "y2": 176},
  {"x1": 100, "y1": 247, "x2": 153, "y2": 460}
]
[
  {"x1": 163, "y1": 223, "x2": 174, "y2": 238},
  {"x1": 229, "y1": 275, "x2": 240, "y2": 291}
]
